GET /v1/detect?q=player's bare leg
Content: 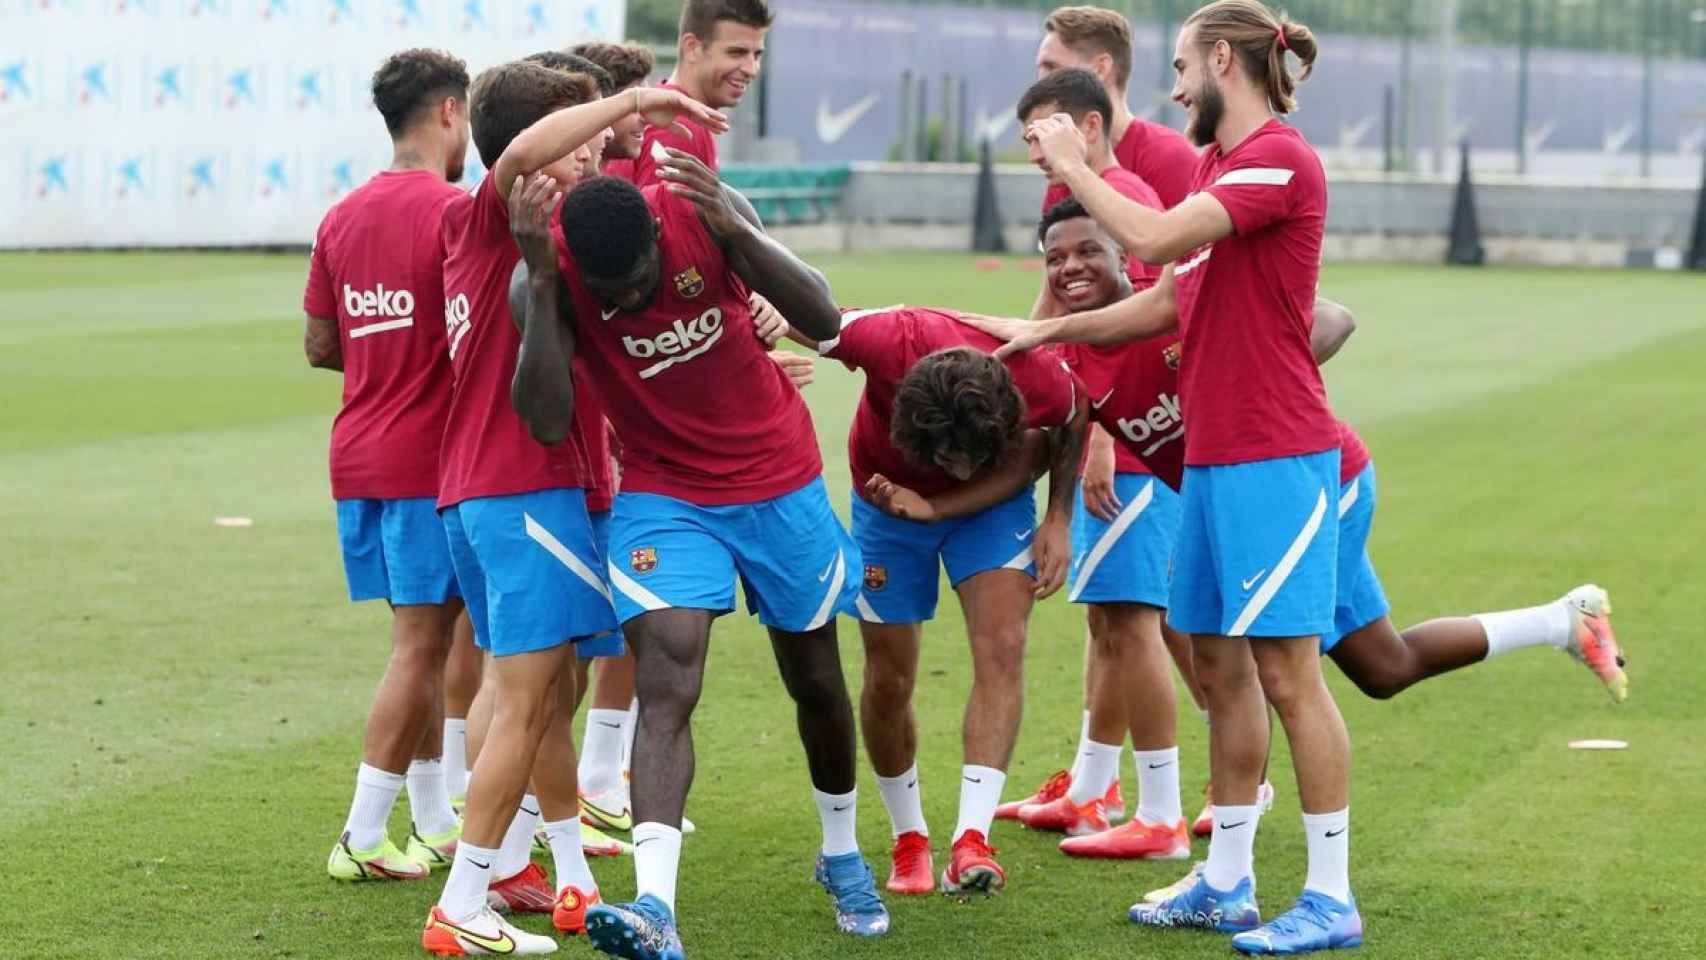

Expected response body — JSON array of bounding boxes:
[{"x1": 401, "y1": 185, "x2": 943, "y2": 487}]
[
  {"x1": 1191, "y1": 635, "x2": 1269, "y2": 888},
  {"x1": 443, "y1": 609, "x2": 481, "y2": 804},
  {"x1": 942, "y1": 568, "x2": 1033, "y2": 894},
  {"x1": 329, "y1": 601, "x2": 456, "y2": 882},
  {"x1": 859, "y1": 621, "x2": 931, "y2": 892}
]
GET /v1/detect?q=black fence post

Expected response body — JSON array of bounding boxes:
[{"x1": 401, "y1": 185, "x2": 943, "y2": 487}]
[
  {"x1": 1447, "y1": 140, "x2": 1485, "y2": 266},
  {"x1": 971, "y1": 137, "x2": 1006, "y2": 254}
]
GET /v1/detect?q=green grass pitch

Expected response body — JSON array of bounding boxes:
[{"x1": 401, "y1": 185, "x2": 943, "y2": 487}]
[{"x1": 2, "y1": 251, "x2": 1702, "y2": 959}]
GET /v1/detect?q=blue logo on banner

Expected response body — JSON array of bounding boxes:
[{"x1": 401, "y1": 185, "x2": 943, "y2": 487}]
[
  {"x1": 329, "y1": 0, "x2": 353, "y2": 22},
  {"x1": 583, "y1": 4, "x2": 601, "y2": 33},
  {"x1": 296, "y1": 71, "x2": 322, "y2": 108},
  {"x1": 262, "y1": 157, "x2": 289, "y2": 195},
  {"x1": 79, "y1": 63, "x2": 111, "y2": 105},
  {"x1": 225, "y1": 69, "x2": 254, "y2": 108},
  {"x1": 154, "y1": 65, "x2": 184, "y2": 105},
  {"x1": 189, "y1": 156, "x2": 217, "y2": 195},
  {"x1": 38, "y1": 156, "x2": 70, "y2": 197},
  {"x1": 1, "y1": 61, "x2": 30, "y2": 102},
  {"x1": 395, "y1": 0, "x2": 423, "y2": 27},
  {"x1": 261, "y1": 0, "x2": 287, "y2": 20},
  {"x1": 460, "y1": 0, "x2": 484, "y2": 30},
  {"x1": 524, "y1": 0, "x2": 546, "y2": 34},
  {"x1": 117, "y1": 156, "x2": 146, "y2": 196},
  {"x1": 328, "y1": 159, "x2": 354, "y2": 197},
  {"x1": 188, "y1": 0, "x2": 222, "y2": 15}
]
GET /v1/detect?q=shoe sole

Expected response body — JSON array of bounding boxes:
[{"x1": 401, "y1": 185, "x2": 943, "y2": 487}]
[
  {"x1": 940, "y1": 865, "x2": 1005, "y2": 896},
  {"x1": 1232, "y1": 933, "x2": 1363, "y2": 955},
  {"x1": 585, "y1": 911, "x2": 677, "y2": 960}
]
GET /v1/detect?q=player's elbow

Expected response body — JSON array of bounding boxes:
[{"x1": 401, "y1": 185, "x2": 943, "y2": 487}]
[
  {"x1": 512, "y1": 382, "x2": 574, "y2": 447},
  {"x1": 787, "y1": 270, "x2": 842, "y2": 342},
  {"x1": 521, "y1": 409, "x2": 572, "y2": 447},
  {"x1": 304, "y1": 338, "x2": 339, "y2": 369}
]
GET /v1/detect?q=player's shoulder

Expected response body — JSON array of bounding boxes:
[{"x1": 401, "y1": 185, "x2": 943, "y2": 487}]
[
  {"x1": 1102, "y1": 167, "x2": 1163, "y2": 209},
  {"x1": 1230, "y1": 121, "x2": 1321, "y2": 174}
]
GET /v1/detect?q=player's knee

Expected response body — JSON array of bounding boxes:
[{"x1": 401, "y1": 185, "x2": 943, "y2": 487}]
[
  {"x1": 1253, "y1": 657, "x2": 1315, "y2": 714},
  {"x1": 637, "y1": 669, "x2": 702, "y2": 726},
  {"x1": 861, "y1": 661, "x2": 916, "y2": 712},
  {"x1": 971, "y1": 624, "x2": 1028, "y2": 688}
]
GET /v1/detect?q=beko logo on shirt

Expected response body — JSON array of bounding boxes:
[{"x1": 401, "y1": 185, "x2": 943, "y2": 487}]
[
  {"x1": 621, "y1": 307, "x2": 724, "y2": 379},
  {"x1": 444, "y1": 292, "x2": 472, "y2": 359},
  {"x1": 1117, "y1": 392, "x2": 1185, "y2": 455},
  {"x1": 343, "y1": 284, "x2": 417, "y2": 339}
]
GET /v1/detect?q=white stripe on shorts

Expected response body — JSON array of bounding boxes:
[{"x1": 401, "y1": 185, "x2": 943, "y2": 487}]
[
  {"x1": 804, "y1": 548, "x2": 847, "y2": 631},
  {"x1": 854, "y1": 593, "x2": 883, "y2": 623},
  {"x1": 1337, "y1": 476, "x2": 1360, "y2": 519},
  {"x1": 1002, "y1": 545, "x2": 1034, "y2": 570},
  {"x1": 1068, "y1": 478, "x2": 1155, "y2": 603},
  {"x1": 1227, "y1": 488, "x2": 1329, "y2": 638},
  {"x1": 524, "y1": 512, "x2": 612, "y2": 603},
  {"x1": 607, "y1": 561, "x2": 668, "y2": 613}
]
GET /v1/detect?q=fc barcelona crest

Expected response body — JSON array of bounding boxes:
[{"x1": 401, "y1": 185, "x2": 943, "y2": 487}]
[
  {"x1": 863, "y1": 564, "x2": 887, "y2": 592},
  {"x1": 673, "y1": 266, "x2": 705, "y2": 299},
  {"x1": 630, "y1": 546, "x2": 658, "y2": 574},
  {"x1": 1163, "y1": 342, "x2": 1182, "y2": 370}
]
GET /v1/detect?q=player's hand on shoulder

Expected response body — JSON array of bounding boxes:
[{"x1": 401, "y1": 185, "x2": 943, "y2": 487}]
[
  {"x1": 633, "y1": 88, "x2": 729, "y2": 137},
  {"x1": 750, "y1": 292, "x2": 788, "y2": 347},
  {"x1": 1024, "y1": 112, "x2": 1088, "y2": 172},
  {"x1": 959, "y1": 312, "x2": 1041, "y2": 358},
  {"x1": 657, "y1": 149, "x2": 746, "y2": 238},
  {"x1": 769, "y1": 350, "x2": 814, "y2": 389},
  {"x1": 865, "y1": 474, "x2": 936, "y2": 524},
  {"x1": 508, "y1": 173, "x2": 561, "y2": 275}
]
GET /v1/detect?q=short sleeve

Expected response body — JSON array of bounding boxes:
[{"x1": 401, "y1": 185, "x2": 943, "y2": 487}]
[
  {"x1": 1204, "y1": 132, "x2": 1310, "y2": 236},
  {"x1": 302, "y1": 214, "x2": 337, "y2": 318},
  {"x1": 817, "y1": 308, "x2": 895, "y2": 373},
  {"x1": 1009, "y1": 351, "x2": 1083, "y2": 429},
  {"x1": 631, "y1": 120, "x2": 718, "y2": 187}
]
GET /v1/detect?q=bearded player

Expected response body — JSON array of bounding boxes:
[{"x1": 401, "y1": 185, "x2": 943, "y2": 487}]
[
  {"x1": 509, "y1": 150, "x2": 890, "y2": 958},
  {"x1": 628, "y1": 0, "x2": 770, "y2": 187}
]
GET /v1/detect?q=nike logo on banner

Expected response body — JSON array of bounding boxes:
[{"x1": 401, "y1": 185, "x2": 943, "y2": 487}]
[
  {"x1": 1241, "y1": 569, "x2": 1268, "y2": 591},
  {"x1": 600, "y1": 306, "x2": 619, "y2": 322},
  {"x1": 1014, "y1": 528, "x2": 1033, "y2": 541},
  {"x1": 1146, "y1": 761, "x2": 1175, "y2": 769},
  {"x1": 816, "y1": 93, "x2": 881, "y2": 144},
  {"x1": 1325, "y1": 826, "x2": 1348, "y2": 838},
  {"x1": 1218, "y1": 820, "x2": 1249, "y2": 830},
  {"x1": 1091, "y1": 389, "x2": 1115, "y2": 410}
]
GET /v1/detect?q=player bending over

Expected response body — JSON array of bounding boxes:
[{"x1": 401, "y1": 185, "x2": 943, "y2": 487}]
[
  {"x1": 509, "y1": 150, "x2": 889, "y2": 959},
  {"x1": 777, "y1": 305, "x2": 1087, "y2": 896}
]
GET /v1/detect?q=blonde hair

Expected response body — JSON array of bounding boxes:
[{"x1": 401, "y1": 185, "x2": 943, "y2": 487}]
[
  {"x1": 1044, "y1": 6, "x2": 1134, "y2": 90},
  {"x1": 1185, "y1": 0, "x2": 1317, "y2": 114}
]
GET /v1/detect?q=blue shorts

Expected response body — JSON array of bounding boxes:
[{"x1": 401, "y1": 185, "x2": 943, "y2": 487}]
[
  {"x1": 577, "y1": 510, "x2": 624, "y2": 658},
  {"x1": 606, "y1": 477, "x2": 860, "y2": 632},
  {"x1": 441, "y1": 488, "x2": 618, "y2": 657},
  {"x1": 335, "y1": 497, "x2": 460, "y2": 606},
  {"x1": 851, "y1": 486, "x2": 1036, "y2": 624},
  {"x1": 1068, "y1": 473, "x2": 1180, "y2": 607},
  {"x1": 1321, "y1": 463, "x2": 1391, "y2": 654},
  {"x1": 1167, "y1": 450, "x2": 1340, "y2": 639}
]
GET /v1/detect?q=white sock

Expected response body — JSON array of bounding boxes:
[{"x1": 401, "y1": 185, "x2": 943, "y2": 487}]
[
  {"x1": 633, "y1": 822, "x2": 683, "y2": 912},
  {"x1": 407, "y1": 759, "x2": 460, "y2": 837},
  {"x1": 497, "y1": 794, "x2": 542, "y2": 879},
  {"x1": 343, "y1": 763, "x2": 405, "y2": 851},
  {"x1": 542, "y1": 817, "x2": 597, "y2": 892},
  {"x1": 814, "y1": 788, "x2": 860, "y2": 856},
  {"x1": 579, "y1": 708, "x2": 629, "y2": 797},
  {"x1": 875, "y1": 764, "x2": 928, "y2": 838},
  {"x1": 1302, "y1": 807, "x2": 1352, "y2": 903},
  {"x1": 1133, "y1": 747, "x2": 1183, "y2": 825},
  {"x1": 620, "y1": 697, "x2": 639, "y2": 778},
  {"x1": 1477, "y1": 600, "x2": 1573, "y2": 658},
  {"x1": 443, "y1": 718, "x2": 469, "y2": 799},
  {"x1": 438, "y1": 841, "x2": 499, "y2": 922},
  {"x1": 951, "y1": 765, "x2": 1007, "y2": 843},
  {"x1": 1203, "y1": 803, "x2": 1259, "y2": 890},
  {"x1": 1066, "y1": 740, "x2": 1121, "y2": 805},
  {"x1": 1067, "y1": 710, "x2": 1092, "y2": 781}
]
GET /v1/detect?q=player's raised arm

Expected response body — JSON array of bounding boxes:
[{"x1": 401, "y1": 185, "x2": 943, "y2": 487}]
[
  {"x1": 1311, "y1": 297, "x2": 1356, "y2": 364},
  {"x1": 654, "y1": 148, "x2": 841, "y2": 342},
  {"x1": 506, "y1": 174, "x2": 578, "y2": 445},
  {"x1": 492, "y1": 75, "x2": 727, "y2": 202},
  {"x1": 1029, "y1": 114, "x2": 1230, "y2": 265}
]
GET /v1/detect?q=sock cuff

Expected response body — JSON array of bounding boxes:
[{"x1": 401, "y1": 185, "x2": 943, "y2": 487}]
[
  {"x1": 587, "y1": 708, "x2": 628, "y2": 724},
  {"x1": 1213, "y1": 803, "x2": 1260, "y2": 820},
  {"x1": 812, "y1": 786, "x2": 857, "y2": 805},
  {"x1": 444, "y1": 717, "x2": 467, "y2": 731},
  {"x1": 456, "y1": 841, "x2": 501, "y2": 862},
  {"x1": 874, "y1": 764, "x2": 919, "y2": 787},
  {"x1": 408, "y1": 759, "x2": 443, "y2": 774},
  {"x1": 962, "y1": 764, "x2": 1005, "y2": 782},
  {"x1": 357, "y1": 763, "x2": 406, "y2": 787},
  {"x1": 1301, "y1": 807, "x2": 1350, "y2": 826},
  {"x1": 540, "y1": 818, "x2": 580, "y2": 838},
  {"x1": 1132, "y1": 746, "x2": 1180, "y2": 762},
  {"x1": 632, "y1": 821, "x2": 683, "y2": 844}
]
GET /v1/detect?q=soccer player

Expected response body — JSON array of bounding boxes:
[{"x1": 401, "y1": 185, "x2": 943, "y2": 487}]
[
  {"x1": 304, "y1": 48, "x2": 471, "y2": 885},
  {"x1": 1036, "y1": 5, "x2": 1201, "y2": 209},
  {"x1": 573, "y1": 41, "x2": 657, "y2": 182},
  {"x1": 421, "y1": 63, "x2": 725, "y2": 957},
  {"x1": 628, "y1": 0, "x2": 771, "y2": 187},
  {"x1": 782, "y1": 306, "x2": 1087, "y2": 895},
  {"x1": 510, "y1": 151, "x2": 888, "y2": 957}
]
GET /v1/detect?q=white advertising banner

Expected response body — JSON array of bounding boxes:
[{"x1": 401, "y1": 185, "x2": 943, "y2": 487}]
[{"x1": 0, "y1": 0, "x2": 626, "y2": 248}]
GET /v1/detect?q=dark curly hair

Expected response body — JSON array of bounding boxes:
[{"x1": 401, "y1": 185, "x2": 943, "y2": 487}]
[
  {"x1": 560, "y1": 175, "x2": 656, "y2": 278},
  {"x1": 371, "y1": 48, "x2": 468, "y2": 137},
  {"x1": 891, "y1": 347, "x2": 1027, "y2": 476},
  {"x1": 570, "y1": 41, "x2": 656, "y2": 91},
  {"x1": 525, "y1": 50, "x2": 614, "y2": 96},
  {"x1": 1038, "y1": 196, "x2": 1093, "y2": 245},
  {"x1": 469, "y1": 61, "x2": 598, "y2": 170}
]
